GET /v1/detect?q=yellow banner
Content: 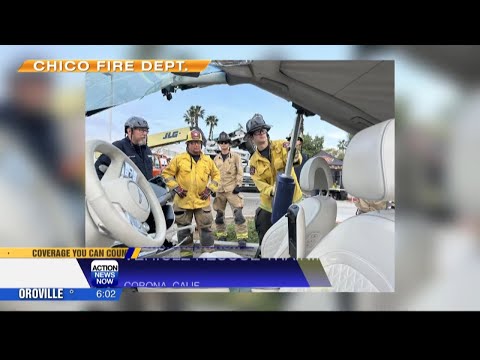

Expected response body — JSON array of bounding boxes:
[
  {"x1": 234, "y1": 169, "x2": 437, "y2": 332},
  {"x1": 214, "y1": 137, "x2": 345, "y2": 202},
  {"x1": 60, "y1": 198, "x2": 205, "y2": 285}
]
[
  {"x1": 0, "y1": 248, "x2": 138, "y2": 259},
  {"x1": 18, "y1": 59, "x2": 210, "y2": 73}
]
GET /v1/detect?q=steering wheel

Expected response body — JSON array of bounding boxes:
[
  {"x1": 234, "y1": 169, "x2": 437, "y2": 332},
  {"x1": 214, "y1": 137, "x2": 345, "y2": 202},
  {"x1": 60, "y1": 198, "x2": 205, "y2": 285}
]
[{"x1": 86, "y1": 140, "x2": 167, "y2": 247}]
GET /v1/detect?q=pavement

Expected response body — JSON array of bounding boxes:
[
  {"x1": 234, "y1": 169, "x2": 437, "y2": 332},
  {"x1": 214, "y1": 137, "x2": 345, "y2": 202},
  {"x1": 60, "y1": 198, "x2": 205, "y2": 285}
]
[
  {"x1": 223, "y1": 191, "x2": 260, "y2": 219},
  {"x1": 225, "y1": 191, "x2": 358, "y2": 223}
]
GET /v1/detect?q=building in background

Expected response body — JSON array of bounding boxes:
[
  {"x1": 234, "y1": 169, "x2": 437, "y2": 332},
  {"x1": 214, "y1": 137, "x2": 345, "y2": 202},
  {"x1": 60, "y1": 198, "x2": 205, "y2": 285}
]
[{"x1": 316, "y1": 150, "x2": 344, "y2": 188}]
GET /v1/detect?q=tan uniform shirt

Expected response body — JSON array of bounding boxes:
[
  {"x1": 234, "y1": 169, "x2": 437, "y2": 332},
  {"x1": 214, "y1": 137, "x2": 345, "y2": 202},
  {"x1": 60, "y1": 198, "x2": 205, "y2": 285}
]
[{"x1": 213, "y1": 151, "x2": 243, "y2": 193}]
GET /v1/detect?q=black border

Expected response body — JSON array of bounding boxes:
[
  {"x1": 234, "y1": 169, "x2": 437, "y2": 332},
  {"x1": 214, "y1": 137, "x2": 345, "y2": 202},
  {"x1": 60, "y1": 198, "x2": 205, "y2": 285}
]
[{"x1": 0, "y1": 18, "x2": 475, "y2": 44}]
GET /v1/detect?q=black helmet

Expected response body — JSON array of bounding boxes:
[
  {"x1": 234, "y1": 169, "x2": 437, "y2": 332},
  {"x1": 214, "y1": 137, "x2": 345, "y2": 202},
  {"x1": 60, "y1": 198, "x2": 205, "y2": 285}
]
[
  {"x1": 246, "y1": 113, "x2": 271, "y2": 135},
  {"x1": 124, "y1": 116, "x2": 149, "y2": 134},
  {"x1": 217, "y1": 131, "x2": 231, "y2": 143}
]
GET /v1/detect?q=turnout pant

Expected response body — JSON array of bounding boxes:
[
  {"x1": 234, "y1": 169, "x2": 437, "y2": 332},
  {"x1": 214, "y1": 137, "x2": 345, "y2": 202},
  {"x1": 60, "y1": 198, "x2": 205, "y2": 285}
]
[{"x1": 213, "y1": 192, "x2": 248, "y2": 239}]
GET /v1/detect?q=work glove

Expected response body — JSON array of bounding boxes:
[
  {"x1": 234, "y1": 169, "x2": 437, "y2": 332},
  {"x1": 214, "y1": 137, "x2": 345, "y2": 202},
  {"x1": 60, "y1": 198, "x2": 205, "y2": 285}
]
[
  {"x1": 173, "y1": 186, "x2": 188, "y2": 198},
  {"x1": 232, "y1": 185, "x2": 241, "y2": 194},
  {"x1": 199, "y1": 188, "x2": 212, "y2": 200}
]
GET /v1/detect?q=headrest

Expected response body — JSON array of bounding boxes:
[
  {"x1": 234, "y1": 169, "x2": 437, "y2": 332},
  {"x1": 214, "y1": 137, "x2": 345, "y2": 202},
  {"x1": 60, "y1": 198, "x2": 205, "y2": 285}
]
[
  {"x1": 343, "y1": 119, "x2": 395, "y2": 201},
  {"x1": 300, "y1": 156, "x2": 333, "y2": 192}
]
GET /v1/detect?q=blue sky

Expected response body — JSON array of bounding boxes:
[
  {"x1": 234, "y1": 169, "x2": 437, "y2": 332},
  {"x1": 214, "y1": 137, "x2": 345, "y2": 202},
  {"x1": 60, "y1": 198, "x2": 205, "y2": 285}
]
[
  {"x1": 0, "y1": 45, "x2": 461, "y2": 148},
  {"x1": 85, "y1": 79, "x2": 352, "y2": 148}
]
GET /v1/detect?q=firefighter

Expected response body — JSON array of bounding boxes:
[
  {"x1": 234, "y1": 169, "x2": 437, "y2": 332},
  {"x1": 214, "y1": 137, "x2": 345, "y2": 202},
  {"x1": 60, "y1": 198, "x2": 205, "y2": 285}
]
[
  {"x1": 161, "y1": 129, "x2": 220, "y2": 257},
  {"x1": 286, "y1": 131, "x2": 309, "y2": 182},
  {"x1": 354, "y1": 198, "x2": 389, "y2": 215},
  {"x1": 95, "y1": 116, "x2": 153, "y2": 180},
  {"x1": 246, "y1": 114, "x2": 303, "y2": 254},
  {"x1": 213, "y1": 131, "x2": 248, "y2": 247},
  {"x1": 94, "y1": 116, "x2": 162, "y2": 242}
]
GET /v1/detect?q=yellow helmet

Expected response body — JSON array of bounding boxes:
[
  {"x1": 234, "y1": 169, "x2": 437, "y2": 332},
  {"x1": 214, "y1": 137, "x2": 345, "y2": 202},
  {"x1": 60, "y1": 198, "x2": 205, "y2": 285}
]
[{"x1": 186, "y1": 129, "x2": 203, "y2": 143}]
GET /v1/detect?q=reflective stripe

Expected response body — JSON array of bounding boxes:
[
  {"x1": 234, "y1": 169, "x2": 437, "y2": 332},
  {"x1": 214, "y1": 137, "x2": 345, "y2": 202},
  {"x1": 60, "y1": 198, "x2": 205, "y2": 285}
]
[
  {"x1": 211, "y1": 180, "x2": 219, "y2": 187},
  {"x1": 180, "y1": 250, "x2": 194, "y2": 258},
  {"x1": 163, "y1": 177, "x2": 175, "y2": 182},
  {"x1": 216, "y1": 232, "x2": 228, "y2": 237},
  {"x1": 236, "y1": 232, "x2": 249, "y2": 239}
]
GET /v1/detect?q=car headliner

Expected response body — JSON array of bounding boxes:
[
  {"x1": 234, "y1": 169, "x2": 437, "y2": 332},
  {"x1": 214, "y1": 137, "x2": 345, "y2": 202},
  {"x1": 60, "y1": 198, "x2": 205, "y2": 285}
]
[{"x1": 218, "y1": 60, "x2": 394, "y2": 135}]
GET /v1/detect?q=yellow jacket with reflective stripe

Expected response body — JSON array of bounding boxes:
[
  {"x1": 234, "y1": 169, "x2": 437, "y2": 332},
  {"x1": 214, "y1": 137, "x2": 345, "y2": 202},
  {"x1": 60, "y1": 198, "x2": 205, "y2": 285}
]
[
  {"x1": 161, "y1": 152, "x2": 220, "y2": 209},
  {"x1": 249, "y1": 140, "x2": 303, "y2": 213}
]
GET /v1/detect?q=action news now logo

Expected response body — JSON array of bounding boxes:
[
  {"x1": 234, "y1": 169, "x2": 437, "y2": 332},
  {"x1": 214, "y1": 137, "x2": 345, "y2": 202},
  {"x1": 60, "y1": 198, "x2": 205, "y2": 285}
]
[{"x1": 91, "y1": 260, "x2": 119, "y2": 287}]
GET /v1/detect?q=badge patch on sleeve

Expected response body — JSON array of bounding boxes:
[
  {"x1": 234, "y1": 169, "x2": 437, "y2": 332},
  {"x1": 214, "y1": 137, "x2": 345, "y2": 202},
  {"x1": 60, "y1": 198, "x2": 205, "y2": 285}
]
[{"x1": 250, "y1": 166, "x2": 256, "y2": 175}]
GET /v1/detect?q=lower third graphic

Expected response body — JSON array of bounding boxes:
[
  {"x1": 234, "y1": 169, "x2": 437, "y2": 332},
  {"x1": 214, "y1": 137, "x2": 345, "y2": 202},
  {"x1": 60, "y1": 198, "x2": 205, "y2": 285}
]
[{"x1": 91, "y1": 260, "x2": 119, "y2": 287}]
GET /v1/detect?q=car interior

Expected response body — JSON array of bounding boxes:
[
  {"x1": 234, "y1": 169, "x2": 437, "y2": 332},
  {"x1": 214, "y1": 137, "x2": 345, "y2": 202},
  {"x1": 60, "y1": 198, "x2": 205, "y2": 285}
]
[{"x1": 85, "y1": 60, "x2": 395, "y2": 292}]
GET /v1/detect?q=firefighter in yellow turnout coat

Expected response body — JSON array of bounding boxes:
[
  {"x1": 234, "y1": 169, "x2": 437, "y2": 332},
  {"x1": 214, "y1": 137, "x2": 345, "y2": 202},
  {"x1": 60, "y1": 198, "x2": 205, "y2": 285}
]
[
  {"x1": 161, "y1": 129, "x2": 220, "y2": 256},
  {"x1": 246, "y1": 114, "x2": 303, "y2": 250},
  {"x1": 213, "y1": 131, "x2": 248, "y2": 247}
]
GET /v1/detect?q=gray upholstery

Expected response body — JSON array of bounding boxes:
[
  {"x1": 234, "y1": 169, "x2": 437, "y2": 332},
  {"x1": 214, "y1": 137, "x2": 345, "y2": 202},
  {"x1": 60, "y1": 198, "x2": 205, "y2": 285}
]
[
  {"x1": 308, "y1": 119, "x2": 395, "y2": 292},
  {"x1": 262, "y1": 157, "x2": 337, "y2": 258}
]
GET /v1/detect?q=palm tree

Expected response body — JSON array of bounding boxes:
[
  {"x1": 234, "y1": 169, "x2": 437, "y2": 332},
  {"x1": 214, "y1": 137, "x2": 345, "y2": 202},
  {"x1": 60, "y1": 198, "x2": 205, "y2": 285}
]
[
  {"x1": 205, "y1": 115, "x2": 219, "y2": 140},
  {"x1": 183, "y1": 105, "x2": 205, "y2": 128},
  {"x1": 337, "y1": 139, "x2": 348, "y2": 152},
  {"x1": 183, "y1": 112, "x2": 194, "y2": 127},
  {"x1": 336, "y1": 139, "x2": 349, "y2": 160}
]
